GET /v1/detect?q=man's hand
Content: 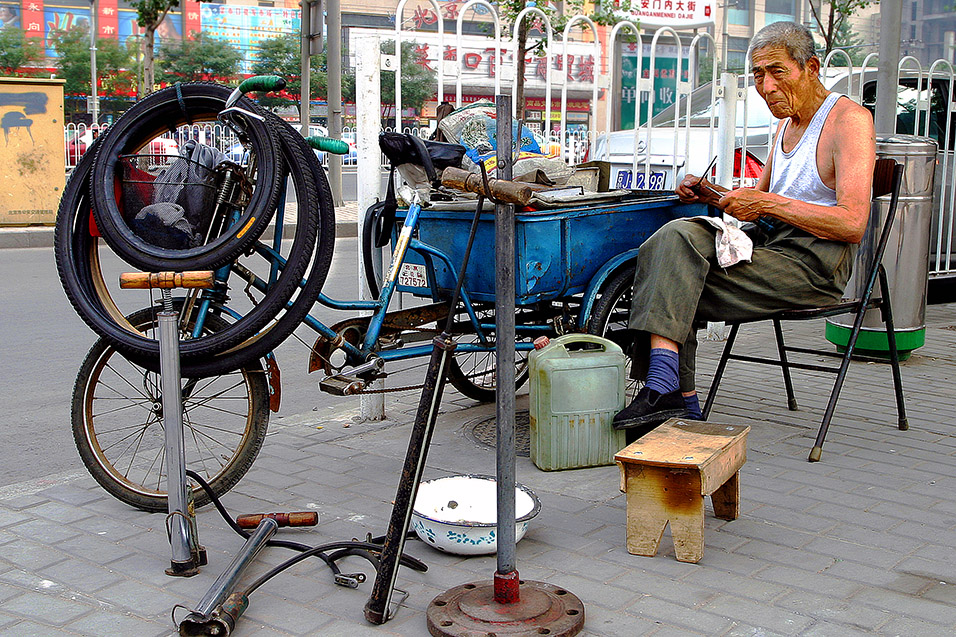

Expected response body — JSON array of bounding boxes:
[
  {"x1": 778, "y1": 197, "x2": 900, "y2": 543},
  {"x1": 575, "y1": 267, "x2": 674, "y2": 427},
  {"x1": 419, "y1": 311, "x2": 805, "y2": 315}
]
[
  {"x1": 676, "y1": 174, "x2": 725, "y2": 204},
  {"x1": 719, "y1": 189, "x2": 779, "y2": 222}
]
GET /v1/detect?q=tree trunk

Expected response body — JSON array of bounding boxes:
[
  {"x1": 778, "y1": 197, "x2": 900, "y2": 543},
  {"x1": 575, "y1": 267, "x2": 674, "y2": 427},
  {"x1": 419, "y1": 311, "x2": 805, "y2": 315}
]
[
  {"x1": 142, "y1": 27, "x2": 156, "y2": 97},
  {"x1": 515, "y1": 20, "x2": 529, "y2": 121}
]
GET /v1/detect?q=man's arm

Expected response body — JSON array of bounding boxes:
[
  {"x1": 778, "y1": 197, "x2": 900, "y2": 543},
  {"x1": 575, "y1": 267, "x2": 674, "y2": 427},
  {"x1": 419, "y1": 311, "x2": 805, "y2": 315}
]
[{"x1": 718, "y1": 101, "x2": 876, "y2": 243}]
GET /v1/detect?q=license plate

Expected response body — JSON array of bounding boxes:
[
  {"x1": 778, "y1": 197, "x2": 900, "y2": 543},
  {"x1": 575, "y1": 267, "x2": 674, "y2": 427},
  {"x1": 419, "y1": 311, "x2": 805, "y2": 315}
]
[
  {"x1": 614, "y1": 169, "x2": 666, "y2": 190},
  {"x1": 398, "y1": 263, "x2": 428, "y2": 288}
]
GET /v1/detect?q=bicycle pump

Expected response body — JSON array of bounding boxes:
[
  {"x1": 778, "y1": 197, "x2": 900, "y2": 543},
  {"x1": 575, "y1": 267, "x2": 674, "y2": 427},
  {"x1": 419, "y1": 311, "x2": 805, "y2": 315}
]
[{"x1": 119, "y1": 271, "x2": 215, "y2": 576}]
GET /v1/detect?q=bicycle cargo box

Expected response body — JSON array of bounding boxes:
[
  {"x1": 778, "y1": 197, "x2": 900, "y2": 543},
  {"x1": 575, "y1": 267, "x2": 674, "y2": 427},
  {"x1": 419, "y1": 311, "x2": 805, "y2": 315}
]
[
  {"x1": 528, "y1": 334, "x2": 627, "y2": 471},
  {"x1": 393, "y1": 195, "x2": 707, "y2": 305}
]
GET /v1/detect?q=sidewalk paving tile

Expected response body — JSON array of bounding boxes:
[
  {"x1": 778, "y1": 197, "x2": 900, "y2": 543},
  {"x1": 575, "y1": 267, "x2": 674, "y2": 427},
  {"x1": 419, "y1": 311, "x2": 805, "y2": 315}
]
[{"x1": 0, "y1": 304, "x2": 953, "y2": 635}]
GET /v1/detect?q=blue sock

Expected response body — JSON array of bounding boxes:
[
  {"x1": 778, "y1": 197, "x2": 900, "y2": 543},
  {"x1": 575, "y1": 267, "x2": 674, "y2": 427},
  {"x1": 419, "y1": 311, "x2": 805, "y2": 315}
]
[
  {"x1": 684, "y1": 393, "x2": 703, "y2": 420},
  {"x1": 645, "y1": 348, "x2": 680, "y2": 395}
]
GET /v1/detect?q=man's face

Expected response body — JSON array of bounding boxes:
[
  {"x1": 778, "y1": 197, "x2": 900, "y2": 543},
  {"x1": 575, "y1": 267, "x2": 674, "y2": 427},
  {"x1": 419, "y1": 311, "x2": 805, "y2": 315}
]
[{"x1": 752, "y1": 45, "x2": 818, "y2": 119}]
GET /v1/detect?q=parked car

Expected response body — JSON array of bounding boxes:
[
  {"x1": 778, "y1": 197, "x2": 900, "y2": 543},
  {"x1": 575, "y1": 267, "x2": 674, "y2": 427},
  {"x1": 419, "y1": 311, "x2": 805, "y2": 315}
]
[
  {"x1": 588, "y1": 78, "x2": 773, "y2": 192},
  {"x1": 66, "y1": 129, "x2": 179, "y2": 170}
]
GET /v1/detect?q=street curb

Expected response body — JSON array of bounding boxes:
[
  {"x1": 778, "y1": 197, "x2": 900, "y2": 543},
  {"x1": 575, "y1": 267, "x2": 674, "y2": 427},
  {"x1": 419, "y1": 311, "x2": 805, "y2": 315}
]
[{"x1": 0, "y1": 226, "x2": 55, "y2": 249}]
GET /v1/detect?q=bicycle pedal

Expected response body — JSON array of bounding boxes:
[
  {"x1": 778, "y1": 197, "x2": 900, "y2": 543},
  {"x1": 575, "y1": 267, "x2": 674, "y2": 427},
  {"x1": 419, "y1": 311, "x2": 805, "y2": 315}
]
[{"x1": 319, "y1": 375, "x2": 365, "y2": 396}]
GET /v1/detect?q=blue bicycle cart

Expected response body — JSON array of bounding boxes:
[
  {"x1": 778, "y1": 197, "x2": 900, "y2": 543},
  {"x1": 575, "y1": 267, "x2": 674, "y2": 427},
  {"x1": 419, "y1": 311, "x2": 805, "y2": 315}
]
[{"x1": 57, "y1": 93, "x2": 711, "y2": 510}]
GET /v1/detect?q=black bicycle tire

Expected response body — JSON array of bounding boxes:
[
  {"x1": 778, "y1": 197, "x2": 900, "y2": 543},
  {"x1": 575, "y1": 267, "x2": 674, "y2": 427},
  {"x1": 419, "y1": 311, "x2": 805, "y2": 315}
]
[
  {"x1": 167, "y1": 116, "x2": 336, "y2": 377},
  {"x1": 55, "y1": 123, "x2": 322, "y2": 369},
  {"x1": 71, "y1": 305, "x2": 270, "y2": 512},
  {"x1": 445, "y1": 304, "x2": 533, "y2": 402},
  {"x1": 90, "y1": 82, "x2": 283, "y2": 271},
  {"x1": 586, "y1": 263, "x2": 642, "y2": 402}
]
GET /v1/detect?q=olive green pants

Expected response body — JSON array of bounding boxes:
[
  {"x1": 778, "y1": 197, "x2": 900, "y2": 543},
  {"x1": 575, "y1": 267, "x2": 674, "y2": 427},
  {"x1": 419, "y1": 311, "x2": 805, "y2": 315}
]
[{"x1": 628, "y1": 217, "x2": 856, "y2": 392}]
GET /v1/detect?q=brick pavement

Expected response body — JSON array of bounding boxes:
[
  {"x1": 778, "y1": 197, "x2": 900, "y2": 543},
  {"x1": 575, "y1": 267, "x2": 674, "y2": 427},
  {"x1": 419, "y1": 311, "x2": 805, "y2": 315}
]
[{"x1": 0, "y1": 305, "x2": 954, "y2": 636}]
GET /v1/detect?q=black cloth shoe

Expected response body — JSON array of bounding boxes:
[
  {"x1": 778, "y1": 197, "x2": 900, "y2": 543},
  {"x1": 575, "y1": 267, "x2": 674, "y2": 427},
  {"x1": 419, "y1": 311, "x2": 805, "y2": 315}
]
[{"x1": 613, "y1": 387, "x2": 687, "y2": 434}]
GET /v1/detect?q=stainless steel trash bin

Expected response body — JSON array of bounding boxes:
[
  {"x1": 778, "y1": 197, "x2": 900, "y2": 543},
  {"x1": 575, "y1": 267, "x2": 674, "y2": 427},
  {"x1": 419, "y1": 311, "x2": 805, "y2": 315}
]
[{"x1": 826, "y1": 134, "x2": 938, "y2": 358}]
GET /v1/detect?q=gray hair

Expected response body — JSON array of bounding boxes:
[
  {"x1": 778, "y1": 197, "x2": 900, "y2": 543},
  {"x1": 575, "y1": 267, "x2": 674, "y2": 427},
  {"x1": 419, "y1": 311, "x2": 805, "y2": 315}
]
[{"x1": 748, "y1": 21, "x2": 817, "y2": 69}]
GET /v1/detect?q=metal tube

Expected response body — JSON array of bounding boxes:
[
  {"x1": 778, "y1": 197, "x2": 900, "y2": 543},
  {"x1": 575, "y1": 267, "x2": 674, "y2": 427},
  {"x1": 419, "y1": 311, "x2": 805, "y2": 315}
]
[
  {"x1": 494, "y1": 95, "x2": 517, "y2": 583},
  {"x1": 875, "y1": 0, "x2": 903, "y2": 134},
  {"x1": 89, "y1": 0, "x2": 98, "y2": 125},
  {"x1": 193, "y1": 518, "x2": 278, "y2": 619},
  {"x1": 327, "y1": 0, "x2": 344, "y2": 206},
  {"x1": 355, "y1": 34, "x2": 386, "y2": 421},
  {"x1": 299, "y1": 0, "x2": 312, "y2": 138},
  {"x1": 159, "y1": 311, "x2": 191, "y2": 566}
]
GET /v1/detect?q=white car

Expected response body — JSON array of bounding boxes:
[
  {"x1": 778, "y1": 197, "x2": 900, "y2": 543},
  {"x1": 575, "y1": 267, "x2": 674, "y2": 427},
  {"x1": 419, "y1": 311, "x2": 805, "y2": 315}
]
[{"x1": 588, "y1": 79, "x2": 772, "y2": 192}]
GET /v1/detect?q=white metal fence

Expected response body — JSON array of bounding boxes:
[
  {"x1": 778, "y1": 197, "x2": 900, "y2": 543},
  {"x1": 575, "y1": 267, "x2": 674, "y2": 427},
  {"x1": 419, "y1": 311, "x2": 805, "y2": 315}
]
[{"x1": 63, "y1": 8, "x2": 956, "y2": 278}]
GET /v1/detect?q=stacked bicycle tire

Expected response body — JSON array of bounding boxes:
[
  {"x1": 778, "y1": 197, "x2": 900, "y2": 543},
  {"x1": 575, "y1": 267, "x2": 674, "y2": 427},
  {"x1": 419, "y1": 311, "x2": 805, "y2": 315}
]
[{"x1": 54, "y1": 78, "x2": 335, "y2": 511}]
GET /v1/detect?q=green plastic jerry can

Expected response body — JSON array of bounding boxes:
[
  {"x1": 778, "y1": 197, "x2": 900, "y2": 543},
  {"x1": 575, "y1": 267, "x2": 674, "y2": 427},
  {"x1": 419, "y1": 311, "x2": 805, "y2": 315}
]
[{"x1": 528, "y1": 334, "x2": 627, "y2": 471}]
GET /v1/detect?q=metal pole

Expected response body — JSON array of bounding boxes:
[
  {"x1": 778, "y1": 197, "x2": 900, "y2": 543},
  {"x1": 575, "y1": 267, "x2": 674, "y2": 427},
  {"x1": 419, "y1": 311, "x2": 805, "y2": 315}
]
[
  {"x1": 300, "y1": 0, "x2": 312, "y2": 137},
  {"x1": 715, "y1": 72, "x2": 737, "y2": 189},
  {"x1": 356, "y1": 35, "x2": 386, "y2": 421},
  {"x1": 327, "y1": 0, "x2": 344, "y2": 206},
  {"x1": 90, "y1": 0, "x2": 98, "y2": 125},
  {"x1": 158, "y1": 310, "x2": 192, "y2": 570},
  {"x1": 494, "y1": 94, "x2": 518, "y2": 602},
  {"x1": 194, "y1": 519, "x2": 277, "y2": 620},
  {"x1": 875, "y1": 0, "x2": 903, "y2": 134}
]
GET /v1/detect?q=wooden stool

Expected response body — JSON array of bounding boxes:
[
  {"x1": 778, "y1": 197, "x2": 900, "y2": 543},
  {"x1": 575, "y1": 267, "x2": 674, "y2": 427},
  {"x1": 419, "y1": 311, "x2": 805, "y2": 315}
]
[{"x1": 615, "y1": 418, "x2": 749, "y2": 563}]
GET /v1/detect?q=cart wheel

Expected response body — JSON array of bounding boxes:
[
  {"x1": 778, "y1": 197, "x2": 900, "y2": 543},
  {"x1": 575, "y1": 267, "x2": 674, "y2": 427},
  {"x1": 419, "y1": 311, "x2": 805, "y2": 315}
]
[
  {"x1": 71, "y1": 306, "x2": 269, "y2": 512},
  {"x1": 446, "y1": 304, "x2": 536, "y2": 402},
  {"x1": 587, "y1": 264, "x2": 641, "y2": 402}
]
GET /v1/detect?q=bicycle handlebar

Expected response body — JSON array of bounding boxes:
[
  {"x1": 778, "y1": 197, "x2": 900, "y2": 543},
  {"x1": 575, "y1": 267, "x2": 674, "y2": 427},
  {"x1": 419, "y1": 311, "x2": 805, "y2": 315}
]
[
  {"x1": 306, "y1": 136, "x2": 350, "y2": 155},
  {"x1": 238, "y1": 75, "x2": 287, "y2": 95}
]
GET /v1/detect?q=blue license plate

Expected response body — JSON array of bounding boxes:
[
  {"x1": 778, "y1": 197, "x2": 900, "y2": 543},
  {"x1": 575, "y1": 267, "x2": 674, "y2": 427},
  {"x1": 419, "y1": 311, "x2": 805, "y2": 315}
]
[{"x1": 614, "y1": 169, "x2": 666, "y2": 190}]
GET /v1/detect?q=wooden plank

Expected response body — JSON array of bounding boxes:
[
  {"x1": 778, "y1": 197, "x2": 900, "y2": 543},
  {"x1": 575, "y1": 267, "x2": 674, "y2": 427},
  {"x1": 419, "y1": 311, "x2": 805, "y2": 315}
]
[
  {"x1": 623, "y1": 464, "x2": 705, "y2": 562},
  {"x1": 711, "y1": 471, "x2": 740, "y2": 521},
  {"x1": 615, "y1": 419, "x2": 749, "y2": 470}
]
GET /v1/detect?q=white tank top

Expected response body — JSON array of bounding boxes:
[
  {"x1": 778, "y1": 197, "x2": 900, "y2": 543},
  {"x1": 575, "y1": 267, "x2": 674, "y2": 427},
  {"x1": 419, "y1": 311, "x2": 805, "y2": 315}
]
[{"x1": 768, "y1": 92, "x2": 842, "y2": 207}]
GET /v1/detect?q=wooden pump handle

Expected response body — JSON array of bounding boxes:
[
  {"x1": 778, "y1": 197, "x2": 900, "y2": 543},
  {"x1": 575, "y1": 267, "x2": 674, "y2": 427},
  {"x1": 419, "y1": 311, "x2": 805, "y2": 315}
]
[
  {"x1": 119, "y1": 271, "x2": 215, "y2": 290},
  {"x1": 441, "y1": 167, "x2": 533, "y2": 206},
  {"x1": 235, "y1": 512, "x2": 319, "y2": 529}
]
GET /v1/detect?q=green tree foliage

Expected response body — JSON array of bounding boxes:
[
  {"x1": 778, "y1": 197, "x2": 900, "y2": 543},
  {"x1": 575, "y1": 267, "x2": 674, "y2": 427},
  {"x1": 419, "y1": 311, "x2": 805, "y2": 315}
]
[
  {"x1": 828, "y1": 19, "x2": 867, "y2": 66},
  {"x1": 380, "y1": 40, "x2": 435, "y2": 120},
  {"x1": 158, "y1": 34, "x2": 241, "y2": 83},
  {"x1": 806, "y1": 0, "x2": 875, "y2": 59},
  {"x1": 250, "y1": 35, "x2": 356, "y2": 111},
  {"x1": 250, "y1": 35, "x2": 302, "y2": 110},
  {"x1": 0, "y1": 28, "x2": 44, "y2": 76},
  {"x1": 494, "y1": 0, "x2": 633, "y2": 119},
  {"x1": 130, "y1": 0, "x2": 180, "y2": 96},
  {"x1": 50, "y1": 26, "x2": 134, "y2": 119}
]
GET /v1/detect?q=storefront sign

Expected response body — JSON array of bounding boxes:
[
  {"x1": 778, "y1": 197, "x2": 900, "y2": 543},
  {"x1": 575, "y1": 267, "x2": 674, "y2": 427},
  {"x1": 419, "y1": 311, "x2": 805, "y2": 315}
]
[{"x1": 613, "y1": 0, "x2": 716, "y2": 29}]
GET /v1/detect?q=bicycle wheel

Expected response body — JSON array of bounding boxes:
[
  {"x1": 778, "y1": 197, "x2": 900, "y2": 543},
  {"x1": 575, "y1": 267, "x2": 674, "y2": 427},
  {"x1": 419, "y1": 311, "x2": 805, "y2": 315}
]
[
  {"x1": 587, "y1": 264, "x2": 641, "y2": 402},
  {"x1": 446, "y1": 303, "x2": 538, "y2": 402},
  {"x1": 72, "y1": 306, "x2": 269, "y2": 512},
  {"x1": 56, "y1": 119, "x2": 324, "y2": 373},
  {"x1": 90, "y1": 82, "x2": 284, "y2": 271}
]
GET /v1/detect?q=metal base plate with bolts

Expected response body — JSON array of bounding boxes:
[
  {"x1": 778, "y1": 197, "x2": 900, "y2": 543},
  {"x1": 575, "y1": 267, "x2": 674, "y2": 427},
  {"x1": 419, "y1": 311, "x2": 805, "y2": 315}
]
[{"x1": 427, "y1": 580, "x2": 584, "y2": 636}]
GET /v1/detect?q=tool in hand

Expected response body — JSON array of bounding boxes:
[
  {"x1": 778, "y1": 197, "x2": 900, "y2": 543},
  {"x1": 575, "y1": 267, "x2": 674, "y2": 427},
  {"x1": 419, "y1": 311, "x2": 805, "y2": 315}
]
[{"x1": 694, "y1": 156, "x2": 718, "y2": 191}]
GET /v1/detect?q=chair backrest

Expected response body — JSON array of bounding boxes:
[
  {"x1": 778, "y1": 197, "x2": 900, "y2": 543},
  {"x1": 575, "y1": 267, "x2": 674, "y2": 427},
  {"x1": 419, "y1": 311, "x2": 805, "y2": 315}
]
[
  {"x1": 857, "y1": 158, "x2": 905, "y2": 303},
  {"x1": 872, "y1": 157, "x2": 898, "y2": 199}
]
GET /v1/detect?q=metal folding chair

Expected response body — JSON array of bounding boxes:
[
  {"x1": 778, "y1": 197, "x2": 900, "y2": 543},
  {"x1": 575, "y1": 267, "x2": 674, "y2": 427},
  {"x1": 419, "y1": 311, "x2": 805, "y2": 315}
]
[{"x1": 701, "y1": 158, "x2": 908, "y2": 462}]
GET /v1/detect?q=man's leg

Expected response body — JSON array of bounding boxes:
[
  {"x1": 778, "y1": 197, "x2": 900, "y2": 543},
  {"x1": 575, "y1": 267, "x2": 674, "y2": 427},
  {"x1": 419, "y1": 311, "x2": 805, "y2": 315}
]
[{"x1": 616, "y1": 220, "x2": 719, "y2": 432}]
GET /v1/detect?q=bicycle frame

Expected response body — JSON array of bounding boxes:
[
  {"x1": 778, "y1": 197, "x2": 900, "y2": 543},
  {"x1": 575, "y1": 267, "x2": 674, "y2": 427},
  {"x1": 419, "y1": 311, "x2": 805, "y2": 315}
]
[{"x1": 190, "y1": 187, "x2": 530, "y2": 380}]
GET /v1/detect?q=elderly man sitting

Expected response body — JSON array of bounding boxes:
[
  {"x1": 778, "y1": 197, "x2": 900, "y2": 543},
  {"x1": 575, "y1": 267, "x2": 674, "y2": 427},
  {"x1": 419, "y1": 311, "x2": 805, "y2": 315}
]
[{"x1": 613, "y1": 21, "x2": 876, "y2": 437}]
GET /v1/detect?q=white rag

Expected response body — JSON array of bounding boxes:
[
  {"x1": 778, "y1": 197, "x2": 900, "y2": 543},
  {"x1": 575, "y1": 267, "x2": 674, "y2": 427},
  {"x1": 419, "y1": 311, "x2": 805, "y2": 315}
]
[{"x1": 689, "y1": 216, "x2": 754, "y2": 268}]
